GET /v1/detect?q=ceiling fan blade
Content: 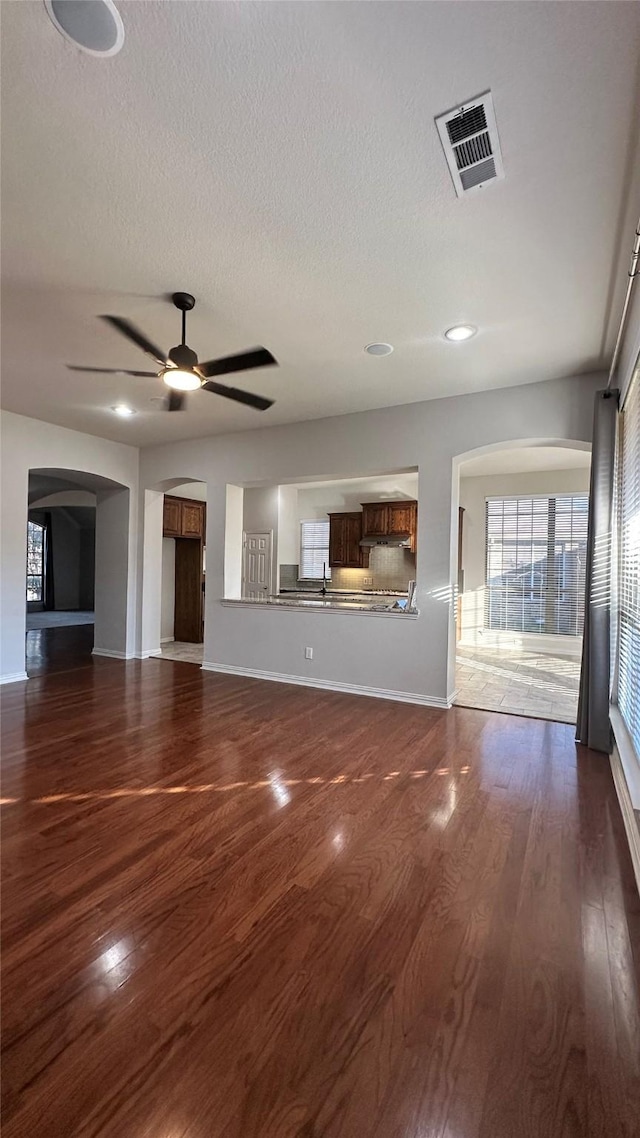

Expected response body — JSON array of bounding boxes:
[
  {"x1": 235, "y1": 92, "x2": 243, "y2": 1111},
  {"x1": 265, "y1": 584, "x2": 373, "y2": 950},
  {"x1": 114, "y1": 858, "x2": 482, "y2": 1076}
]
[
  {"x1": 67, "y1": 365, "x2": 158, "y2": 377},
  {"x1": 197, "y1": 347, "x2": 277, "y2": 379},
  {"x1": 201, "y1": 380, "x2": 274, "y2": 411},
  {"x1": 99, "y1": 315, "x2": 167, "y2": 366},
  {"x1": 167, "y1": 391, "x2": 186, "y2": 412}
]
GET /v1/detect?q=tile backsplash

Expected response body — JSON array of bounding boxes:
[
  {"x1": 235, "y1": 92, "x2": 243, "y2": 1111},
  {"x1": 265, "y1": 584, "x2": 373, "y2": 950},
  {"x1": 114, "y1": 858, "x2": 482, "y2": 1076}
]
[
  {"x1": 280, "y1": 547, "x2": 415, "y2": 593},
  {"x1": 334, "y1": 547, "x2": 416, "y2": 591}
]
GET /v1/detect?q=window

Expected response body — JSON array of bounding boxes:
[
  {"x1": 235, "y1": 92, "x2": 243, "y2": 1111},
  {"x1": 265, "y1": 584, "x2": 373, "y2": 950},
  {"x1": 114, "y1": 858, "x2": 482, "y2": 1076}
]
[
  {"x1": 617, "y1": 374, "x2": 640, "y2": 756},
  {"x1": 300, "y1": 520, "x2": 331, "y2": 580},
  {"x1": 485, "y1": 494, "x2": 588, "y2": 635},
  {"x1": 26, "y1": 519, "x2": 46, "y2": 602}
]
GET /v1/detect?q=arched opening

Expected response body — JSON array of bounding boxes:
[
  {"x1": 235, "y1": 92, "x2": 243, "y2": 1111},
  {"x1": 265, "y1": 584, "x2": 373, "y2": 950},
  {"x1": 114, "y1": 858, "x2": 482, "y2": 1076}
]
[
  {"x1": 26, "y1": 468, "x2": 130, "y2": 675},
  {"x1": 449, "y1": 440, "x2": 591, "y2": 722},
  {"x1": 140, "y1": 478, "x2": 207, "y2": 665}
]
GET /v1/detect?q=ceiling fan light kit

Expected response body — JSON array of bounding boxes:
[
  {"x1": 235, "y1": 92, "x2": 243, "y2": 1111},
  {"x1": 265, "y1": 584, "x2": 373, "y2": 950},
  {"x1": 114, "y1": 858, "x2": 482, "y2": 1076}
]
[{"x1": 68, "y1": 291, "x2": 278, "y2": 413}]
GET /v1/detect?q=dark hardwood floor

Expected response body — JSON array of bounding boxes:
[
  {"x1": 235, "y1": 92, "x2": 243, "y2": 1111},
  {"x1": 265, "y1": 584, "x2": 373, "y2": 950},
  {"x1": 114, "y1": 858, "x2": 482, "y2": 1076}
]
[
  {"x1": 26, "y1": 623, "x2": 94, "y2": 677},
  {"x1": 2, "y1": 634, "x2": 639, "y2": 1137}
]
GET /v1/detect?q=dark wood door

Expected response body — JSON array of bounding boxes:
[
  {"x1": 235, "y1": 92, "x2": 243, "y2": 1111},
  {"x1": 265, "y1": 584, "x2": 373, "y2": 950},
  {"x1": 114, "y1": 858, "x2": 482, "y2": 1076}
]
[
  {"x1": 163, "y1": 497, "x2": 182, "y2": 538},
  {"x1": 181, "y1": 501, "x2": 205, "y2": 539},
  {"x1": 387, "y1": 502, "x2": 415, "y2": 535},
  {"x1": 174, "y1": 538, "x2": 203, "y2": 642},
  {"x1": 362, "y1": 503, "x2": 388, "y2": 537}
]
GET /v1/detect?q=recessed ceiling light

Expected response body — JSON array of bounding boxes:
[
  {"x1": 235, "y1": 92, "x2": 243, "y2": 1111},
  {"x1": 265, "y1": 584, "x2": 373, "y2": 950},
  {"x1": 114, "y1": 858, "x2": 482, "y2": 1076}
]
[
  {"x1": 44, "y1": 0, "x2": 125, "y2": 58},
  {"x1": 365, "y1": 342, "x2": 394, "y2": 356},
  {"x1": 444, "y1": 324, "x2": 477, "y2": 342},
  {"x1": 112, "y1": 404, "x2": 135, "y2": 417}
]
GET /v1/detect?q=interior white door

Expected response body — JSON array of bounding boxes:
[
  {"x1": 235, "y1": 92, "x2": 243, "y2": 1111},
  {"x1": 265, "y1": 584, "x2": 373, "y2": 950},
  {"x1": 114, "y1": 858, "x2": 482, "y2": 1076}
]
[{"x1": 242, "y1": 532, "x2": 272, "y2": 599}]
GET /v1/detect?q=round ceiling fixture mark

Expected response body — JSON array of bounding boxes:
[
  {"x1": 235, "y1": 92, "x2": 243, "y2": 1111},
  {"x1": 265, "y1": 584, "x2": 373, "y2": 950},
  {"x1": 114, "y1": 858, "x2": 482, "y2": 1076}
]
[
  {"x1": 444, "y1": 324, "x2": 477, "y2": 342},
  {"x1": 44, "y1": 0, "x2": 125, "y2": 57},
  {"x1": 364, "y1": 342, "x2": 394, "y2": 356}
]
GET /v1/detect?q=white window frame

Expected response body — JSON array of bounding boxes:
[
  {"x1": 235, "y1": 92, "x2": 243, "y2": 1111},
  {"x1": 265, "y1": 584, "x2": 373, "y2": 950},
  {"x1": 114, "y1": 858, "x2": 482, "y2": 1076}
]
[{"x1": 299, "y1": 519, "x2": 331, "y2": 581}]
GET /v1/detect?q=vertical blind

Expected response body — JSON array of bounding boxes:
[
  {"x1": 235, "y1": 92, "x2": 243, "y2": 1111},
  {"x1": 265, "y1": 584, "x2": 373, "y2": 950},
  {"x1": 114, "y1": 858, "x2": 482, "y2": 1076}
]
[
  {"x1": 300, "y1": 520, "x2": 331, "y2": 580},
  {"x1": 618, "y1": 374, "x2": 640, "y2": 756},
  {"x1": 485, "y1": 494, "x2": 589, "y2": 635}
]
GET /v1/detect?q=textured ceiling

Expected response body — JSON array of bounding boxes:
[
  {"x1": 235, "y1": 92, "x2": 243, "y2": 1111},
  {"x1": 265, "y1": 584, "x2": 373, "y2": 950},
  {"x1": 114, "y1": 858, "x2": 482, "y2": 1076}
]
[{"x1": 1, "y1": 1, "x2": 639, "y2": 445}]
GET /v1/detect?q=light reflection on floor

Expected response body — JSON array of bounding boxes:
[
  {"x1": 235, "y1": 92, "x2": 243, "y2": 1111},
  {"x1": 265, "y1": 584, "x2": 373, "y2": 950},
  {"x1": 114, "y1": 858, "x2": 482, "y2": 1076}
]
[{"x1": 0, "y1": 766, "x2": 464, "y2": 807}]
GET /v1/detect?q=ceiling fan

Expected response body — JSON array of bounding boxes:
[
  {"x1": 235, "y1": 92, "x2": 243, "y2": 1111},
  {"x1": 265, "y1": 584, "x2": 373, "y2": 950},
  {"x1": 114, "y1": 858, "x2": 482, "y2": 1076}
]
[{"x1": 68, "y1": 292, "x2": 278, "y2": 412}]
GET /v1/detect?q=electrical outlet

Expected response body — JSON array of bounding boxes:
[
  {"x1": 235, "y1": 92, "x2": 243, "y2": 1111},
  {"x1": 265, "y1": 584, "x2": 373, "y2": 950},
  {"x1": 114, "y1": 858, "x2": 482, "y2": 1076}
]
[
  {"x1": 305, "y1": 647, "x2": 313, "y2": 660},
  {"x1": 364, "y1": 577, "x2": 373, "y2": 587}
]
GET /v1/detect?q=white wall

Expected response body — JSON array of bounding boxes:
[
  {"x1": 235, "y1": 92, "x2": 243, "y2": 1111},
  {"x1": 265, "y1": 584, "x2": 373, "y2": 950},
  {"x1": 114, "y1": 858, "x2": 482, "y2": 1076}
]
[
  {"x1": 458, "y1": 466, "x2": 591, "y2": 652},
  {"x1": 276, "y1": 485, "x2": 299, "y2": 569},
  {"x1": 242, "y1": 486, "x2": 278, "y2": 592},
  {"x1": 138, "y1": 373, "x2": 602, "y2": 704},
  {"x1": 1, "y1": 411, "x2": 138, "y2": 680},
  {"x1": 171, "y1": 482, "x2": 207, "y2": 501},
  {"x1": 296, "y1": 473, "x2": 418, "y2": 523},
  {"x1": 161, "y1": 538, "x2": 175, "y2": 640}
]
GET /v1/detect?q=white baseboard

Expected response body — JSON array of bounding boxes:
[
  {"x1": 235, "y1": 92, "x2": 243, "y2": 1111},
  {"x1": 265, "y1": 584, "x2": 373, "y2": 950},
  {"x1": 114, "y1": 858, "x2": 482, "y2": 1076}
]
[
  {"x1": 202, "y1": 661, "x2": 451, "y2": 708},
  {"x1": 160, "y1": 637, "x2": 175, "y2": 644},
  {"x1": 91, "y1": 648, "x2": 134, "y2": 660},
  {"x1": 0, "y1": 671, "x2": 28, "y2": 685},
  {"x1": 609, "y1": 746, "x2": 640, "y2": 898},
  {"x1": 134, "y1": 650, "x2": 162, "y2": 659}
]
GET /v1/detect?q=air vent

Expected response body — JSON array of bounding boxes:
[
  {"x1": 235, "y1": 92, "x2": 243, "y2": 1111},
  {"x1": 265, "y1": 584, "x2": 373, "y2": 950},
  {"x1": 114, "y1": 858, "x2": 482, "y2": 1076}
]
[{"x1": 435, "y1": 91, "x2": 504, "y2": 198}]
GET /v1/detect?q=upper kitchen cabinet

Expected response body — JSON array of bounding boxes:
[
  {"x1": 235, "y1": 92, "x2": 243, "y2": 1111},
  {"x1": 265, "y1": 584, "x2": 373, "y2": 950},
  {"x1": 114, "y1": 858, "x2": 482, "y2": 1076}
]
[
  {"x1": 162, "y1": 496, "x2": 182, "y2": 538},
  {"x1": 362, "y1": 500, "x2": 417, "y2": 546},
  {"x1": 328, "y1": 512, "x2": 369, "y2": 569},
  {"x1": 387, "y1": 501, "x2": 417, "y2": 538},
  {"x1": 181, "y1": 501, "x2": 205, "y2": 539},
  {"x1": 163, "y1": 496, "x2": 206, "y2": 541},
  {"x1": 361, "y1": 502, "x2": 389, "y2": 537}
]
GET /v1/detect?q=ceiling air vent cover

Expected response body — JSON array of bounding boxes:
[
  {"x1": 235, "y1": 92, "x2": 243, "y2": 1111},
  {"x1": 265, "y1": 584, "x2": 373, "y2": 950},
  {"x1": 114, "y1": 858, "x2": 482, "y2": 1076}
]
[{"x1": 435, "y1": 91, "x2": 504, "y2": 198}]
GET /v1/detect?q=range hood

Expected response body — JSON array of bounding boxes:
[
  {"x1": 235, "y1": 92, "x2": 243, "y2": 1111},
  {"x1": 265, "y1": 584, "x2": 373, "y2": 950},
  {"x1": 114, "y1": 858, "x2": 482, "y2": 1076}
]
[{"x1": 360, "y1": 534, "x2": 412, "y2": 548}]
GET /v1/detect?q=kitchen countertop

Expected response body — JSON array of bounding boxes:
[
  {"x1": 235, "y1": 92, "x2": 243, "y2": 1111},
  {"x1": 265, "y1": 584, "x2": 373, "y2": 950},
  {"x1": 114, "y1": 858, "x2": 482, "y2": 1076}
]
[
  {"x1": 221, "y1": 596, "x2": 417, "y2": 616},
  {"x1": 279, "y1": 589, "x2": 409, "y2": 598}
]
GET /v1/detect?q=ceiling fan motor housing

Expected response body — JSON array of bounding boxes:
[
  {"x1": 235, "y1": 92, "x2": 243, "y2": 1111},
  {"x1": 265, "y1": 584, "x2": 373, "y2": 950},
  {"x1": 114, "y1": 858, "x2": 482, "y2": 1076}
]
[{"x1": 168, "y1": 343, "x2": 198, "y2": 369}]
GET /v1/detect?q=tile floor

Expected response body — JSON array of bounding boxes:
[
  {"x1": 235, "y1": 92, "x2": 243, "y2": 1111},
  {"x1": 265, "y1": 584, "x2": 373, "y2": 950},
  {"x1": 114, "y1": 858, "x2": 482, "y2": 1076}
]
[
  {"x1": 159, "y1": 641, "x2": 204, "y2": 665},
  {"x1": 455, "y1": 643, "x2": 580, "y2": 724}
]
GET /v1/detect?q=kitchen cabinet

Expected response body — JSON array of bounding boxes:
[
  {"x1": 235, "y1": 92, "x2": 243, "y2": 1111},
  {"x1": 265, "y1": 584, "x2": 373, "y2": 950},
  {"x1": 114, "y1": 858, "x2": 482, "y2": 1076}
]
[
  {"x1": 163, "y1": 496, "x2": 206, "y2": 540},
  {"x1": 361, "y1": 500, "x2": 417, "y2": 551},
  {"x1": 361, "y1": 502, "x2": 389, "y2": 537},
  {"x1": 328, "y1": 512, "x2": 369, "y2": 569},
  {"x1": 162, "y1": 497, "x2": 182, "y2": 538},
  {"x1": 387, "y1": 501, "x2": 416, "y2": 536}
]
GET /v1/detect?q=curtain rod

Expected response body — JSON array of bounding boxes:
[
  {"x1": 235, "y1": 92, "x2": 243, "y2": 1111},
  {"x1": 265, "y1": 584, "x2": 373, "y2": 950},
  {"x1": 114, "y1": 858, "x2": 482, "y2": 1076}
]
[{"x1": 607, "y1": 216, "x2": 640, "y2": 389}]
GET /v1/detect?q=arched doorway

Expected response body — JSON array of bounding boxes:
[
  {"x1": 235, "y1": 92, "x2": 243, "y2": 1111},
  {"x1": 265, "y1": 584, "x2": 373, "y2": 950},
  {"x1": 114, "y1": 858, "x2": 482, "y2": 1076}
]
[
  {"x1": 450, "y1": 440, "x2": 591, "y2": 722},
  {"x1": 26, "y1": 468, "x2": 131, "y2": 675}
]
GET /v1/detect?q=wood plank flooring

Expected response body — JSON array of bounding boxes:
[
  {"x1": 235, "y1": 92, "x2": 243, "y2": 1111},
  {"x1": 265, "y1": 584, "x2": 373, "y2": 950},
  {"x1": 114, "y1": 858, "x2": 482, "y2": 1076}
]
[{"x1": 2, "y1": 638, "x2": 640, "y2": 1137}]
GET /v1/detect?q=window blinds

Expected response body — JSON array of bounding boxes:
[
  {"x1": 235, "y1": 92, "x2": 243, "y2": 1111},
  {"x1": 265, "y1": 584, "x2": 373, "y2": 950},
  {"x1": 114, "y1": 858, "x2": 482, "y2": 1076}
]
[
  {"x1": 618, "y1": 375, "x2": 640, "y2": 757},
  {"x1": 300, "y1": 520, "x2": 331, "y2": 580},
  {"x1": 485, "y1": 494, "x2": 589, "y2": 636}
]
